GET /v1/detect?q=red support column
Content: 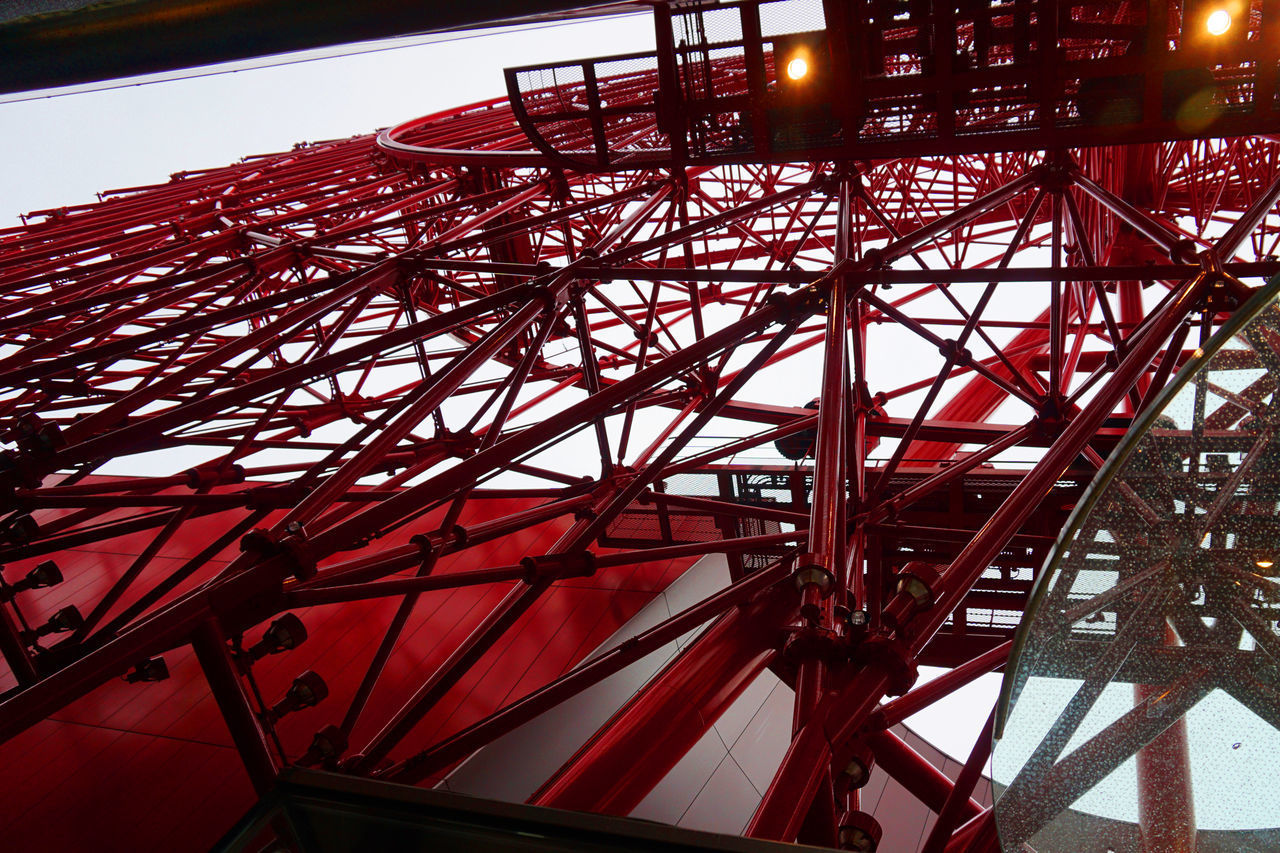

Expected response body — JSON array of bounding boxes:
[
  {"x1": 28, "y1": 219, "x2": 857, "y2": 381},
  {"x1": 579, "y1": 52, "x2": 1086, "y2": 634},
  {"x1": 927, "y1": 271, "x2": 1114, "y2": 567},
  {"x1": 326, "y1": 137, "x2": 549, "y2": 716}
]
[
  {"x1": 530, "y1": 588, "x2": 795, "y2": 816},
  {"x1": 191, "y1": 619, "x2": 279, "y2": 796},
  {"x1": 864, "y1": 729, "x2": 983, "y2": 820},
  {"x1": 1135, "y1": 624, "x2": 1196, "y2": 853}
]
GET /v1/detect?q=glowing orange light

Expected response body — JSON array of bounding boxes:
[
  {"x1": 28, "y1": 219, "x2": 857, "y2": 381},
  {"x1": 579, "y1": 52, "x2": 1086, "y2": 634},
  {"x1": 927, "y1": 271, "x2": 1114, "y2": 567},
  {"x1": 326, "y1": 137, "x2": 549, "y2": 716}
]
[
  {"x1": 786, "y1": 56, "x2": 810, "y2": 81},
  {"x1": 1257, "y1": 559, "x2": 1274, "y2": 569},
  {"x1": 1206, "y1": 8, "x2": 1231, "y2": 35}
]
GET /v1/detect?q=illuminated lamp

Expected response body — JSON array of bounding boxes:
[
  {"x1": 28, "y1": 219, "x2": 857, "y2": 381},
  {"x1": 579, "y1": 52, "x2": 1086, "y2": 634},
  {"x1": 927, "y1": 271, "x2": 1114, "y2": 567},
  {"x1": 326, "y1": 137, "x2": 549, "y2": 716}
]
[{"x1": 1206, "y1": 8, "x2": 1231, "y2": 35}]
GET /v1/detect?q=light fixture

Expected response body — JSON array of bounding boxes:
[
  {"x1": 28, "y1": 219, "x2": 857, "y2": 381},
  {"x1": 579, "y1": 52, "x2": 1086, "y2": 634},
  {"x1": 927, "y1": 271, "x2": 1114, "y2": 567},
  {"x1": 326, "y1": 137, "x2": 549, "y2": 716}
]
[
  {"x1": 23, "y1": 605, "x2": 83, "y2": 644},
  {"x1": 786, "y1": 55, "x2": 810, "y2": 81},
  {"x1": 1257, "y1": 559, "x2": 1274, "y2": 569},
  {"x1": 0, "y1": 560, "x2": 62, "y2": 600},
  {"x1": 246, "y1": 613, "x2": 308, "y2": 661},
  {"x1": 1206, "y1": 8, "x2": 1231, "y2": 35},
  {"x1": 300, "y1": 724, "x2": 348, "y2": 767},
  {"x1": 2, "y1": 514, "x2": 38, "y2": 546},
  {"x1": 265, "y1": 670, "x2": 329, "y2": 723},
  {"x1": 125, "y1": 657, "x2": 170, "y2": 683}
]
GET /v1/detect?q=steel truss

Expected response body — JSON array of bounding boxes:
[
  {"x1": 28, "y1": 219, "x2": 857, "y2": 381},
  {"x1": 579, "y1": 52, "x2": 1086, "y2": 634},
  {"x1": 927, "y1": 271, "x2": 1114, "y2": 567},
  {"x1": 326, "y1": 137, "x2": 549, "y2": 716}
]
[{"x1": 1, "y1": 70, "x2": 1280, "y2": 850}]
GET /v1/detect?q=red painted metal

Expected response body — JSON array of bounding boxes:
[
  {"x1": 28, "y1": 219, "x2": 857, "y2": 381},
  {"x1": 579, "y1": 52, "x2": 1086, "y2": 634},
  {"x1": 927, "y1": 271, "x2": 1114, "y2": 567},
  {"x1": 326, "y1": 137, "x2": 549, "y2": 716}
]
[
  {"x1": 530, "y1": 585, "x2": 793, "y2": 814},
  {"x1": 1, "y1": 5, "x2": 1279, "y2": 849},
  {"x1": 1134, "y1": 626, "x2": 1197, "y2": 853}
]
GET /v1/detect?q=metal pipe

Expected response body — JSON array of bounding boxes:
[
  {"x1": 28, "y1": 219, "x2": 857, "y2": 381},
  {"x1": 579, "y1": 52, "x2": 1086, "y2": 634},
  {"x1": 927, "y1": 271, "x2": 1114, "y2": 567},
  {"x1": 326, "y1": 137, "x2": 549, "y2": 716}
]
[
  {"x1": 192, "y1": 619, "x2": 278, "y2": 795},
  {"x1": 530, "y1": 587, "x2": 793, "y2": 815},
  {"x1": 388, "y1": 560, "x2": 793, "y2": 784}
]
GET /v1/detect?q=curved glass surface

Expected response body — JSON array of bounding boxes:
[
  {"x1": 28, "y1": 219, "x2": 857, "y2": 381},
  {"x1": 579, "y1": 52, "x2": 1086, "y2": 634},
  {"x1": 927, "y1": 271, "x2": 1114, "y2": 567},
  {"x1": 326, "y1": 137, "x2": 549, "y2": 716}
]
[{"x1": 994, "y1": 276, "x2": 1280, "y2": 852}]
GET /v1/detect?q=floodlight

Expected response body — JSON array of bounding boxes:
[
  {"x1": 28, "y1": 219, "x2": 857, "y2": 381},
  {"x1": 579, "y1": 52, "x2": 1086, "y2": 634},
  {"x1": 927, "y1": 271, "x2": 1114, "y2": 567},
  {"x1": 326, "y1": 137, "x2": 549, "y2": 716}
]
[
  {"x1": 267, "y1": 670, "x2": 329, "y2": 722},
  {"x1": 247, "y1": 613, "x2": 308, "y2": 661},
  {"x1": 125, "y1": 657, "x2": 170, "y2": 683}
]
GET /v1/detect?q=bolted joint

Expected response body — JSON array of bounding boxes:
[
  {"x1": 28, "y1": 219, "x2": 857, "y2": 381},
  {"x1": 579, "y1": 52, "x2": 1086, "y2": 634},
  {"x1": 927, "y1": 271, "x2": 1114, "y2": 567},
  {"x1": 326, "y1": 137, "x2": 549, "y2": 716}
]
[
  {"x1": 782, "y1": 624, "x2": 845, "y2": 666},
  {"x1": 520, "y1": 551, "x2": 596, "y2": 584},
  {"x1": 239, "y1": 525, "x2": 318, "y2": 581},
  {"x1": 1031, "y1": 160, "x2": 1074, "y2": 191},
  {"x1": 0, "y1": 450, "x2": 45, "y2": 493},
  {"x1": 528, "y1": 283, "x2": 564, "y2": 312},
  {"x1": 767, "y1": 286, "x2": 824, "y2": 325},
  {"x1": 409, "y1": 533, "x2": 437, "y2": 564},
  {"x1": 5, "y1": 414, "x2": 65, "y2": 457},
  {"x1": 857, "y1": 635, "x2": 918, "y2": 697},
  {"x1": 937, "y1": 338, "x2": 972, "y2": 367},
  {"x1": 185, "y1": 463, "x2": 245, "y2": 490}
]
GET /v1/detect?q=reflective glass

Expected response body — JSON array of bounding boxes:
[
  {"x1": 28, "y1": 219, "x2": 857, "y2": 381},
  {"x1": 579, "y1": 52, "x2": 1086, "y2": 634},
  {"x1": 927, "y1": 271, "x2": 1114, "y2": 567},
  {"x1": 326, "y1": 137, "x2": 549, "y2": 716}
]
[{"x1": 994, "y1": 278, "x2": 1280, "y2": 852}]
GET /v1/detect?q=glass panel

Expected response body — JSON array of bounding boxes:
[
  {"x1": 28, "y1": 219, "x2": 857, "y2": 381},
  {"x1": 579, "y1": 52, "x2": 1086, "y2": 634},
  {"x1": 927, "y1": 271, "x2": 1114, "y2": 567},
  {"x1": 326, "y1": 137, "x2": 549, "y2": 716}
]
[{"x1": 993, "y1": 276, "x2": 1280, "y2": 852}]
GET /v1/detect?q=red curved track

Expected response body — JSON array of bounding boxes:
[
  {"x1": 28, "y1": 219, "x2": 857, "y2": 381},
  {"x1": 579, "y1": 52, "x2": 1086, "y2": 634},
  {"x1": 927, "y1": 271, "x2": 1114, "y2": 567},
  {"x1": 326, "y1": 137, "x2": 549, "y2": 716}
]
[{"x1": 1, "y1": 48, "x2": 1279, "y2": 851}]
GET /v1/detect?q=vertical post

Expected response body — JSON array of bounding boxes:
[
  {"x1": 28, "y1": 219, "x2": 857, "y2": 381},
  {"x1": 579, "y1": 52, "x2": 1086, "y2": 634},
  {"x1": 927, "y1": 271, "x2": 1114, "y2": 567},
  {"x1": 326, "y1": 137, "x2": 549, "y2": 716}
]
[
  {"x1": 1135, "y1": 623, "x2": 1196, "y2": 853},
  {"x1": 793, "y1": 176, "x2": 852, "y2": 731},
  {"x1": 192, "y1": 619, "x2": 279, "y2": 796}
]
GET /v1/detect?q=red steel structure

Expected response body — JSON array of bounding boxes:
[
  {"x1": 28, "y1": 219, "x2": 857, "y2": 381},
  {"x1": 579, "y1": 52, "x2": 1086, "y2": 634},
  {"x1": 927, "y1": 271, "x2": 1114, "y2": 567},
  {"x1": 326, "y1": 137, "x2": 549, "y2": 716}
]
[{"x1": 1, "y1": 1, "x2": 1280, "y2": 850}]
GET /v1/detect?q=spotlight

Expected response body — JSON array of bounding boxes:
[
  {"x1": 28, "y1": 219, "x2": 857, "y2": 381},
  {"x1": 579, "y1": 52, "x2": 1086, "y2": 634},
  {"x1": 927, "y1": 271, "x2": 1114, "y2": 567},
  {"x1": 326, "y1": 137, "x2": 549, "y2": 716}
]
[
  {"x1": 1, "y1": 560, "x2": 62, "y2": 600},
  {"x1": 266, "y1": 670, "x2": 328, "y2": 723},
  {"x1": 125, "y1": 657, "x2": 170, "y2": 683},
  {"x1": 247, "y1": 613, "x2": 308, "y2": 661},
  {"x1": 2, "y1": 514, "x2": 38, "y2": 546},
  {"x1": 838, "y1": 810, "x2": 883, "y2": 852},
  {"x1": 299, "y1": 724, "x2": 348, "y2": 767},
  {"x1": 842, "y1": 744, "x2": 875, "y2": 789},
  {"x1": 895, "y1": 563, "x2": 942, "y2": 609},
  {"x1": 23, "y1": 605, "x2": 82, "y2": 643},
  {"x1": 1206, "y1": 8, "x2": 1231, "y2": 35},
  {"x1": 786, "y1": 54, "x2": 810, "y2": 81}
]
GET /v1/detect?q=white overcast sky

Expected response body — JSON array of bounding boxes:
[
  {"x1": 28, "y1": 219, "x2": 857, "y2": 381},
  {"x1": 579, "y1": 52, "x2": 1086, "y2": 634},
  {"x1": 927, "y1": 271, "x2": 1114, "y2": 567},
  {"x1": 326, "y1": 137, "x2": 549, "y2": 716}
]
[{"x1": 0, "y1": 13, "x2": 654, "y2": 227}]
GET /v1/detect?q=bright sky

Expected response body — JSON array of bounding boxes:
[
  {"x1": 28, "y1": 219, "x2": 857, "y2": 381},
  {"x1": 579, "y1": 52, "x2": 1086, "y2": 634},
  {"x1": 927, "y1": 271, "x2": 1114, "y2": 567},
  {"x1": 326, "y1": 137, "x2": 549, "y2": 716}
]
[{"x1": 0, "y1": 13, "x2": 654, "y2": 227}]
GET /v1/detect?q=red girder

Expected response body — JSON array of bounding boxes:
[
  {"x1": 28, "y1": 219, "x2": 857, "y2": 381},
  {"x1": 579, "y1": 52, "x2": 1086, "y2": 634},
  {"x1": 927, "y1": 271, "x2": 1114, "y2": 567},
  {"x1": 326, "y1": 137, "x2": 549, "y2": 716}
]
[{"x1": 1, "y1": 17, "x2": 1280, "y2": 850}]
